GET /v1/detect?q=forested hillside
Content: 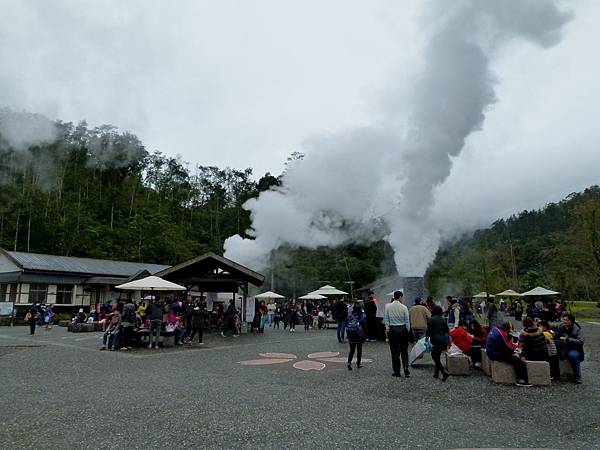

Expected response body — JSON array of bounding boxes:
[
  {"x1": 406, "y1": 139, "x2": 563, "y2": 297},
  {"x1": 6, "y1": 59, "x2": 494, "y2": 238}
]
[{"x1": 426, "y1": 187, "x2": 600, "y2": 300}]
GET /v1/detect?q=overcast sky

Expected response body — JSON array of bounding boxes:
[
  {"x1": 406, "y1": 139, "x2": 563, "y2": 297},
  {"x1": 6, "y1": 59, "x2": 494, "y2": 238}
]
[{"x1": 0, "y1": 0, "x2": 598, "y2": 229}]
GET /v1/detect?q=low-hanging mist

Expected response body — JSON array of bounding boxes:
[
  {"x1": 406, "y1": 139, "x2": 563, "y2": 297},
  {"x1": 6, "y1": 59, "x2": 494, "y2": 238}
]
[{"x1": 225, "y1": 0, "x2": 572, "y2": 276}]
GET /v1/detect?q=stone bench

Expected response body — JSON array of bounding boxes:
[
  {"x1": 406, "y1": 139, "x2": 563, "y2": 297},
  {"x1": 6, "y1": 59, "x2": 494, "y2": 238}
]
[
  {"x1": 526, "y1": 360, "x2": 551, "y2": 386},
  {"x1": 559, "y1": 359, "x2": 575, "y2": 381},
  {"x1": 481, "y1": 349, "x2": 492, "y2": 376},
  {"x1": 491, "y1": 360, "x2": 517, "y2": 384},
  {"x1": 58, "y1": 320, "x2": 71, "y2": 327},
  {"x1": 68, "y1": 323, "x2": 96, "y2": 333},
  {"x1": 138, "y1": 330, "x2": 175, "y2": 348},
  {"x1": 445, "y1": 353, "x2": 471, "y2": 375}
]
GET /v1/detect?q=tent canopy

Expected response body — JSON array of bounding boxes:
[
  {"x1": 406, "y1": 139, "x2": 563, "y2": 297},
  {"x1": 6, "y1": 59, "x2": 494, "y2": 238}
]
[
  {"x1": 473, "y1": 292, "x2": 495, "y2": 298},
  {"x1": 521, "y1": 286, "x2": 560, "y2": 296},
  {"x1": 116, "y1": 275, "x2": 186, "y2": 291},
  {"x1": 496, "y1": 289, "x2": 522, "y2": 297},
  {"x1": 298, "y1": 293, "x2": 327, "y2": 300},
  {"x1": 255, "y1": 291, "x2": 285, "y2": 299},
  {"x1": 314, "y1": 285, "x2": 348, "y2": 296}
]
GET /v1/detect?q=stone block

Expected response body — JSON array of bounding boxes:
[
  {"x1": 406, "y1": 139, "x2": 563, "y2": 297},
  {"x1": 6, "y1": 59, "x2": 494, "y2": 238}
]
[
  {"x1": 491, "y1": 360, "x2": 517, "y2": 384},
  {"x1": 162, "y1": 335, "x2": 175, "y2": 348},
  {"x1": 445, "y1": 353, "x2": 471, "y2": 375},
  {"x1": 481, "y1": 349, "x2": 492, "y2": 376},
  {"x1": 559, "y1": 359, "x2": 575, "y2": 381},
  {"x1": 58, "y1": 320, "x2": 70, "y2": 327},
  {"x1": 526, "y1": 360, "x2": 551, "y2": 386}
]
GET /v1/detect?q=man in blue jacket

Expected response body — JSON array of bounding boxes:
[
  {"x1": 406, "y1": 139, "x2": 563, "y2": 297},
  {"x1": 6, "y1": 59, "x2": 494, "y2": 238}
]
[{"x1": 486, "y1": 321, "x2": 530, "y2": 387}]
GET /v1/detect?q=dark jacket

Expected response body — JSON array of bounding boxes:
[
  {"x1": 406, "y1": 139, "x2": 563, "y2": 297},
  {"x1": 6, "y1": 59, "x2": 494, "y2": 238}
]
[
  {"x1": 555, "y1": 322, "x2": 585, "y2": 361},
  {"x1": 334, "y1": 301, "x2": 348, "y2": 323},
  {"x1": 147, "y1": 303, "x2": 164, "y2": 321},
  {"x1": 192, "y1": 307, "x2": 205, "y2": 328},
  {"x1": 486, "y1": 327, "x2": 516, "y2": 361},
  {"x1": 426, "y1": 315, "x2": 449, "y2": 351},
  {"x1": 520, "y1": 326, "x2": 548, "y2": 361},
  {"x1": 364, "y1": 299, "x2": 377, "y2": 318}
]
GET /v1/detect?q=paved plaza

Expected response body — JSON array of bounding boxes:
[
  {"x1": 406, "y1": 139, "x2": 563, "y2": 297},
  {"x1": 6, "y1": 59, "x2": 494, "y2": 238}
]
[{"x1": 0, "y1": 323, "x2": 598, "y2": 449}]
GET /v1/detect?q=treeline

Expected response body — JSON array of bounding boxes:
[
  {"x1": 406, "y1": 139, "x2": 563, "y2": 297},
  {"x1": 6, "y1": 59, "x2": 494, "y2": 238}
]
[
  {"x1": 425, "y1": 186, "x2": 600, "y2": 300},
  {"x1": 0, "y1": 112, "x2": 280, "y2": 264}
]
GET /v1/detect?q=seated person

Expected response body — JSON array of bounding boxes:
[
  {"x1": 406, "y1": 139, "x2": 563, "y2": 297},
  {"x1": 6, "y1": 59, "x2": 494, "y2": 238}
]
[
  {"x1": 73, "y1": 308, "x2": 87, "y2": 324},
  {"x1": 468, "y1": 320, "x2": 488, "y2": 347},
  {"x1": 450, "y1": 320, "x2": 480, "y2": 365},
  {"x1": 554, "y1": 314, "x2": 585, "y2": 384},
  {"x1": 486, "y1": 321, "x2": 531, "y2": 387},
  {"x1": 174, "y1": 314, "x2": 187, "y2": 345},
  {"x1": 100, "y1": 306, "x2": 121, "y2": 351},
  {"x1": 519, "y1": 316, "x2": 548, "y2": 362}
]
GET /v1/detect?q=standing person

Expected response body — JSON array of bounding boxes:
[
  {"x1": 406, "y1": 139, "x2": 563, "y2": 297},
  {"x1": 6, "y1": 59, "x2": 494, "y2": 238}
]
[
  {"x1": 267, "y1": 302, "x2": 276, "y2": 327},
  {"x1": 384, "y1": 291, "x2": 411, "y2": 378},
  {"x1": 539, "y1": 320, "x2": 560, "y2": 381},
  {"x1": 554, "y1": 314, "x2": 585, "y2": 383},
  {"x1": 334, "y1": 299, "x2": 348, "y2": 343},
  {"x1": 486, "y1": 299, "x2": 499, "y2": 331},
  {"x1": 221, "y1": 299, "x2": 239, "y2": 337},
  {"x1": 288, "y1": 302, "x2": 298, "y2": 333},
  {"x1": 364, "y1": 291, "x2": 378, "y2": 342},
  {"x1": 409, "y1": 297, "x2": 431, "y2": 342},
  {"x1": 346, "y1": 304, "x2": 365, "y2": 370},
  {"x1": 189, "y1": 303, "x2": 205, "y2": 345},
  {"x1": 121, "y1": 299, "x2": 136, "y2": 350},
  {"x1": 514, "y1": 300, "x2": 523, "y2": 321},
  {"x1": 184, "y1": 295, "x2": 195, "y2": 337},
  {"x1": 146, "y1": 298, "x2": 164, "y2": 349},
  {"x1": 100, "y1": 305, "x2": 122, "y2": 351},
  {"x1": 44, "y1": 305, "x2": 54, "y2": 330},
  {"x1": 26, "y1": 304, "x2": 39, "y2": 336},
  {"x1": 138, "y1": 300, "x2": 148, "y2": 324},
  {"x1": 425, "y1": 296, "x2": 436, "y2": 312},
  {"x1": 258, "y1": 301, "x2": 268, "y2": 333},
  {"x1": 446, "y1": 297, "x2": 460, "y2": 330},
  {"x1": 427, "y1": 305, "x2": 449, "y2": 381}
]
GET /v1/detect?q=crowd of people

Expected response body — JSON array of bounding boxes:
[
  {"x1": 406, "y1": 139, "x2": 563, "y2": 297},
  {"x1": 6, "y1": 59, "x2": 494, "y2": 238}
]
[{"x1": 25, "y1": 303, "x2": 55, "y2": 335}]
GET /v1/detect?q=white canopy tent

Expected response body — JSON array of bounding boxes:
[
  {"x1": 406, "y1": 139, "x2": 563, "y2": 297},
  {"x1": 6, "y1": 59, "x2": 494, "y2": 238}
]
[
  {"x1": 473, "y1": 292, "x2": 495, "y2": 298},
  {"x1": 495, "y1": 289, "x2": 522, "y2": 297},
  {"x1": 521, "y1": 286, "x2": 560, "y2": 296},
  {"x1": 116, "y1": 276, "x2": 186, "y2": 291},
  {"x1": 254, "y1": 291, "x2": 285, "y2": 300},
  {"x1": 298, "y1": 293, "x2": 327, "y2": 300},
  {"x1": 314, "y1": 285, "x2": 348, "y2": 296}
]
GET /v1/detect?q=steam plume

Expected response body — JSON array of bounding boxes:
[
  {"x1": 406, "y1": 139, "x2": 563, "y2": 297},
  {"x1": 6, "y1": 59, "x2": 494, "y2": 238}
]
[{"x1": 225, "y1": 0, "x2": 572, "y2": 275}]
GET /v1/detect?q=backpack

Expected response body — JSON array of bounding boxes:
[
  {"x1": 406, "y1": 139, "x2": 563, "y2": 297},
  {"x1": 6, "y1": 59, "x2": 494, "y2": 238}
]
[{"x1": 346, "y1": 313, "x2": 364, "y2": 339}]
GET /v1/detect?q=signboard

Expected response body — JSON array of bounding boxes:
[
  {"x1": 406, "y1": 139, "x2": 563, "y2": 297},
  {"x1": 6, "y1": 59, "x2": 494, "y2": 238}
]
[{"x1": 0, "y1": 302, "x2": 14, "y2": 316}]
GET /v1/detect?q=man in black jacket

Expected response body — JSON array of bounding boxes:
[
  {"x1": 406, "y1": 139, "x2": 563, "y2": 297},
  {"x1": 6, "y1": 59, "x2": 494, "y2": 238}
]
[
  {"x1": 334, "y1": 300, "x2": 348, "y2": 343},
  {"x1": 555, "y1": 314, "x2": 585, "y2": 383},
  {"x1": 364, "y1": 291, "x2": 378, "y2": 342}
]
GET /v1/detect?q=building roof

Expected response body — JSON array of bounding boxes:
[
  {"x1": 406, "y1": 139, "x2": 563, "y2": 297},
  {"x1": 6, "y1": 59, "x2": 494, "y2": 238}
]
[
  {"x1": 2, "y1": 249, "x2": 170, "y2": 278},
  {"x1": 156, "y1": 252, "x2": 265, "y2": 287}
]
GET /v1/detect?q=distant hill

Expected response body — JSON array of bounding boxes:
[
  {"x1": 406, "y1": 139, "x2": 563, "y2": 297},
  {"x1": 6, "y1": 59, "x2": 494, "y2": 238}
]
[{"x1": 425, "y1": 186, "x2": 600, "y2": 301}]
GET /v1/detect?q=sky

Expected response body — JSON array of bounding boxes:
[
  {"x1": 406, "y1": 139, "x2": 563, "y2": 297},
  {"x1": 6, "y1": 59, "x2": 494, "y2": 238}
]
[{"x1": 1, "y1": 0, "x2": 599, "y2": 270}]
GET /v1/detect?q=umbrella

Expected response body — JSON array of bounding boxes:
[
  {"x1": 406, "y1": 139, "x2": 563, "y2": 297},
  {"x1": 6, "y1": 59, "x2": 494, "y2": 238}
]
[
  {"x1": 116, "y1": 276, "x2": 186, "y2": 291},
  {"x1": 142, "y1": 294, "x2": 156, "y2": 301},
  {"x1": 298, "y1": 293, "x2": 327, "y2": 300},
  {"x1": 521, "y1": 286, "x2": 560, "y2": 296},
  {"x1": 255, "y1": 291, "x2": 285, "y2": 299},
  {"x1": 495, "y1": 289, "x2": 522, "y2": 297},
  {"x1": 409, "y1": 337, "x2": 431, "y2": 365},
  {"x1": 314, "y1": 285, "x2": 348, "y2": 296},
  {"x1": 473, "y1": 292, "x2": 495, "y2": 298}
]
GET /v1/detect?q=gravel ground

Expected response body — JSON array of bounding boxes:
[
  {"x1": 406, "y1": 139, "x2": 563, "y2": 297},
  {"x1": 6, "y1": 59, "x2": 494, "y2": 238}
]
[{"x1": 0, "y1": 323, "x2": 598, "y2": 450}]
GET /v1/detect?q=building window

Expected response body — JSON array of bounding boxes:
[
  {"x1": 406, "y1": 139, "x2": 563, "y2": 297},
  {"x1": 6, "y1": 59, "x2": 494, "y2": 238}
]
[
  {"x1": 8, "y1": 284, "x2": 18, "y2": 302},
  {"x1": 0, "y1": 284, "x2": 6, "y2": 302},
  {"x1": 56, "y1": 285, "x2": 74, "y2": 304},
  {"x1": 29, "y1": 284, "x2": 48, "y2": 304}
]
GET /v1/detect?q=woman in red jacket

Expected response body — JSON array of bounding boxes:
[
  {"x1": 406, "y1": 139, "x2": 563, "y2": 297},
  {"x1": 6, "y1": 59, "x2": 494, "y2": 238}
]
[{"x1": 450, "y1": 320, "x2": 481, "y2": 365}]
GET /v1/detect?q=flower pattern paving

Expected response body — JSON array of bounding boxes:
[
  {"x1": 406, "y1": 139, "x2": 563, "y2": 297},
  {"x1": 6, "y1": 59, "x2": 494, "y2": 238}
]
[{"x1": 239, "y1": 351, "x2": 373, "y2": 371}]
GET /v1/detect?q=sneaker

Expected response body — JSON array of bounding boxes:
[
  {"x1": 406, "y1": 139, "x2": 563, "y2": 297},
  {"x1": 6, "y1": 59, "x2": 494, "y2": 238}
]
[
  {"x1": 347, "y1": 363, "x2": 352, "y2": 371},
  {"x1": 199, "y1": 342, "x2": 204, "y2": 345},
  {"x1": 221, "y1": 332, "x2": 226, "y2": 337},
  {"x1": 442, "y1": 372, "x2": 449, "y2": 382},
  {"x1": 473, "y1": 362, "x2": 482, "y2": 368},
  {"x1": 404, "y1": 371, "x2": 410, "y2": 378},
  {"x1": 233, "y1": 334, "x2": 239, "y2": 338},
  {"x1": 515, "y1": 380, "x2": 532, "y2": 387},
  {"x1": 575, "y1": 378, "x2": 582, "y2": 384},
  {"x1": 392, "y1": 373, "x2": 401, "y2": 378},
  {"x1": 100, "y1": 347, "x2": 106, "y2": 351},
  {"x1": 356, "y1": 364, "x2": 362, "y2": 369}
]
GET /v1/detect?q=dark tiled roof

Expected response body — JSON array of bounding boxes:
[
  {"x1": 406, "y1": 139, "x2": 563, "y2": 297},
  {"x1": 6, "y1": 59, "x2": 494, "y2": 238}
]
[{"x1": 4, "y1": 250, "x2": 170, "y2": 277}]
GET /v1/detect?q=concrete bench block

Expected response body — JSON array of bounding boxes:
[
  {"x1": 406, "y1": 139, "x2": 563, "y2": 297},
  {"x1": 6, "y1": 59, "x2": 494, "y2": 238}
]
[
  {"x1": 526, "y1": 360, "x2": 551, "y2": 386},
  {"x1": 162, "y1": 335, "x2": 175, "y2": 348},
  {"x1": 445, "y1": 353, "x2": 471, "y2": 376},
  {"x1": 481, "y1": 349, "x2": 492, "y2": 376},
  {"x1": 491, "y1": 360, "x2": 517, "y2": 384},
  {"x1": 559, "y1": 359, "x2": 575, "y2": 381},
  {"x1": 58, "y1": 320, "x2": 70, "y2": 327}
]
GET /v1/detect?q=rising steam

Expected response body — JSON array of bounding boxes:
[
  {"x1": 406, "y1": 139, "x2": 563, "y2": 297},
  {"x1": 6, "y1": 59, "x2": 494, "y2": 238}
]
[{"x1": 225, "y1": 0, "x2": 572, "y2": 275}]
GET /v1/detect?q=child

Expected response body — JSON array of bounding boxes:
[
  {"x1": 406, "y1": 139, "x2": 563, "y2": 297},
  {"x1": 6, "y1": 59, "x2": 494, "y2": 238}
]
[{"x1": 540, "y1": 320, "x2": 560, "y2": 381}]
